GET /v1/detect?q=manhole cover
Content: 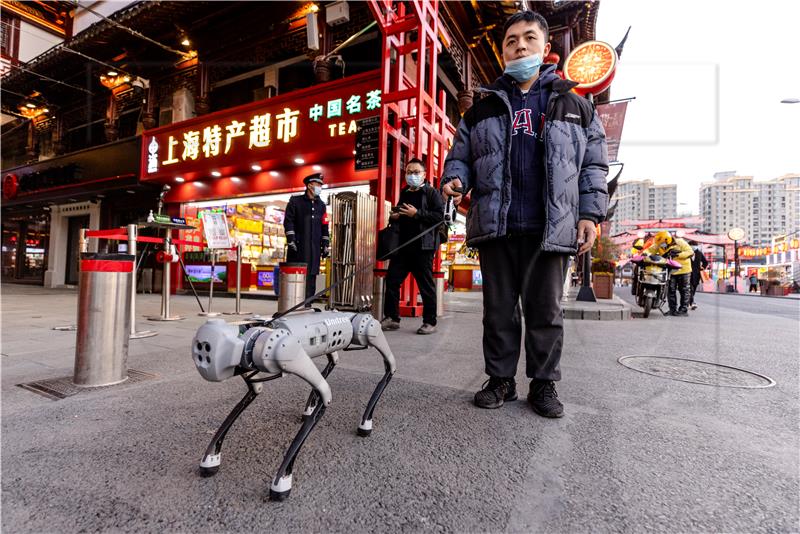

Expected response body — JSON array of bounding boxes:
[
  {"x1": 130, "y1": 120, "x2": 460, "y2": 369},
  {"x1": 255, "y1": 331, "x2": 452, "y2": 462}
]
[
  {"x1": 17, "y1": 369, "x2": 159, "y2": 400},
  {"x1": 618, "y1": 356, "x2": 775, "y2": 388}
]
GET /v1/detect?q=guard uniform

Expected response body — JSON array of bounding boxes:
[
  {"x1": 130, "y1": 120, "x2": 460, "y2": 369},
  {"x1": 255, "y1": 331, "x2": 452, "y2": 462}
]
[{"x1": 283, "y1": 173, "x2": 330, "y2": 299}]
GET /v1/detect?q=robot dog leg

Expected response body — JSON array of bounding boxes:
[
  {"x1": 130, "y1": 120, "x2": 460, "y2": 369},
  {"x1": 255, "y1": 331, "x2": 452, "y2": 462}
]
[
  {"x1": 350, "y1": 313, "x2": 397, "y2": 437},
  {"x1": 198, "y1": 374, "x2": 265, "y2": 477},
  {"x1": 302, "y1": 351, "x2": 339, "y2": 419}
]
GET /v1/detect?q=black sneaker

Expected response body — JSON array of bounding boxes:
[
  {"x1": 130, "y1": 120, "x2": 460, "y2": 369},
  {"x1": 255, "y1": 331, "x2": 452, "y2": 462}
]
[
  {"x1": 528, "y1": 380, "x2": 564, "y2": 418},
  {"x1": 676, "y1": 308, "x2": 688, "y2": 316},
  {"x1": 474, "y1": 377, "x2": 517, "y2": 409}
]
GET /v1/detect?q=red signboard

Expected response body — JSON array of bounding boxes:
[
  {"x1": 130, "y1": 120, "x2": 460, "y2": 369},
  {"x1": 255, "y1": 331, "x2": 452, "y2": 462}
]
[
  {"x1": 3, "y1": 173, "x2": 19, "y2": 200},
  {"x1": 596, "y1": 101, "x2": 628, "y2": 162},
  {"x1": 141, "y1": 71, "x2": 381, "y2": 183}
]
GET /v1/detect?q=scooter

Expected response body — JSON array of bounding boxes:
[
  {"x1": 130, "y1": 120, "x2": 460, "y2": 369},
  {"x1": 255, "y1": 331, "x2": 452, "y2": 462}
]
[{"x1": 630, "y1": 253, "x2": 682, "y2": 318}]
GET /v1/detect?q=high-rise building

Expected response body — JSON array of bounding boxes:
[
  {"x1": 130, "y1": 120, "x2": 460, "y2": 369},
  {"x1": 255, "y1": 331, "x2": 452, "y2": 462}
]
[
  {"x1": 699, "y1": 173, "x2": 800, "y2": 244},
  {"x1": 609, "y1": 179, "x2": 677, "y2": 235}
]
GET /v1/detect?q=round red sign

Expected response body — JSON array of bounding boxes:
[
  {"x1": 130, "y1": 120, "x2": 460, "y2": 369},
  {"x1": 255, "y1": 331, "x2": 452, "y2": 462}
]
[{"x1": 564, "y1": 41, "x2": 618, "y2": 97}]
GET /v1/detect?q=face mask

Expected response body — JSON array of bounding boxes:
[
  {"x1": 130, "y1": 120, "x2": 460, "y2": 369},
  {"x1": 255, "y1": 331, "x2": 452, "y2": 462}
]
[
  {"x1": 504, "y1": 53, "x2": 543, "y2": 83},
  {"x1": 406, "y1": 174, "x2": 424, "y2": 188},
  {"x1": 312, "y1": 185, "x2": 322, "y2": 197}
]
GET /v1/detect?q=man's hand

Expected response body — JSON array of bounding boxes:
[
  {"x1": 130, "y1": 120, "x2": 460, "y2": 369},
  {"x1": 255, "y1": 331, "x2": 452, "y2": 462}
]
[
  {"x1": 287, "y1": 241, "x2": 298, "y2": 253},
  {"x1": 321, "y1": 245, "x2": 330, "y2": 259},
  {"x1": 389, "y1": 212, "x2": 400, "y2": 221},
  {"x1": 577, "y1": 220, "x2": 597, "y2": 256},
  {"x1": 442, "y1": 179, "x2": 464, "y2": 205},
  {"x1": 398, "y1": 203, "x2": 417, "y2": 217}
]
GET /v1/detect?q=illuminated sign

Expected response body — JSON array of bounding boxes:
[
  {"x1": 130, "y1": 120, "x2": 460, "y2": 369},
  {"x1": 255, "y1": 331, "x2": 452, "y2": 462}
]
[
  {"x1": 564, "y1": 41, "x2": 618, "y2": 97},
  {"x1": 141, "y1": 72, "x2": 381, "y2": 181}
]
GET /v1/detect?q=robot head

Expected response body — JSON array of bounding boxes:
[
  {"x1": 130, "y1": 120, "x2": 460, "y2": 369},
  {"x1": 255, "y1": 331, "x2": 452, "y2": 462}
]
[{"x1": 653, "y1": 231, "x2": 673, "y2": 250}]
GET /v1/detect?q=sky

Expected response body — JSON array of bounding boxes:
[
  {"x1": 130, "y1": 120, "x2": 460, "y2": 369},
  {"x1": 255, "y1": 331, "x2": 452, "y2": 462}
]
[{"x1": 595, "y1": 0, "x2": 800, "y2": 214}]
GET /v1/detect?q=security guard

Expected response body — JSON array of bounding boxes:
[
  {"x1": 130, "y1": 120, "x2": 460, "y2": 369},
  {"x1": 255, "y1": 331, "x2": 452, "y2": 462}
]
[
  {"x1": 643, "y1": 231, "x2": 694, "y2": 316},
  {"x1": 284, "y1": 173, "x2": 330, "y2": 300}
]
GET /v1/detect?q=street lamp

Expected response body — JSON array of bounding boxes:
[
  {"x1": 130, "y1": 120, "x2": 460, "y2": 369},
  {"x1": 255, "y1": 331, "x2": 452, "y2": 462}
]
[{"x1": 727, "y1": 227, "x2": 746, "y2": 292}]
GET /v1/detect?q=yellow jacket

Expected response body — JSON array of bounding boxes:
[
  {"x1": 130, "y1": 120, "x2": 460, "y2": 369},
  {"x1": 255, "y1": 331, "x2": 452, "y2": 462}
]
[{"x1": 644, "y1": 237, "x2": 694, "y2": 275}]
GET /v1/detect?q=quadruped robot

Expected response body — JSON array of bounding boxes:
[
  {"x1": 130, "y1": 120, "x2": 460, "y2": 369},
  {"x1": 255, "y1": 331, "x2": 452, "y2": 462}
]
[{"x1": 191, "y1": 309, "x2": 396, "y2": 501}]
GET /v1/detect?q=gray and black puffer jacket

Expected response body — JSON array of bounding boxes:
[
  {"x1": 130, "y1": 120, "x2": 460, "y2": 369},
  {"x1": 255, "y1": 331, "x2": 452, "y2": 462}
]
[{"x1": 442, "y1": 66, "x2": 609, "y2": 253}]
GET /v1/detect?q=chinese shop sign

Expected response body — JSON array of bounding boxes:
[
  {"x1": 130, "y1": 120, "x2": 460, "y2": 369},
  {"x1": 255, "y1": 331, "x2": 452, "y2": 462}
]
[{"x1": 141, "y1": 72, "x2": 381, "y2": 180}]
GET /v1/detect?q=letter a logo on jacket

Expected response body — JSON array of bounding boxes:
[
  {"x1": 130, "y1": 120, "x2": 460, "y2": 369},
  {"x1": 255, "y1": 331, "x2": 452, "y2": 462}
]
[{"x1": 511, "y1": 109, "x2": 535, "y2": 137}]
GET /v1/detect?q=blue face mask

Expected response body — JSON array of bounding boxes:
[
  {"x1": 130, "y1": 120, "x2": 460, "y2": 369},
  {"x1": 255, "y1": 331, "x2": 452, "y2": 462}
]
[
  {"x1": 504, "y1": 54, "x2": 543, "y2": 83},
  {"x1": 406, "y1": 174, "x2": 424, "y2": 188},
  {"x1": 312, "y1": 185, "x2": 322, "y2": 197}
]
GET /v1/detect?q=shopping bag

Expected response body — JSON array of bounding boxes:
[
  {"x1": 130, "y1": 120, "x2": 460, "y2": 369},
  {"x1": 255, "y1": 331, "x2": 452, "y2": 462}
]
[{"x1": 377, "y1": 224, "x2": 400, "y2": 260}]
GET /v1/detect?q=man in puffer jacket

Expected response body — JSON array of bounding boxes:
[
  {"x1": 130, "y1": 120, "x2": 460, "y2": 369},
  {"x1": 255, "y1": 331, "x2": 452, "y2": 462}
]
[
  {"x1": 643, "y1": 231, "x2": 694, "y2": 316},
  {"x1": 441, "y1": 10, "x2": 609, "y2": 418}
]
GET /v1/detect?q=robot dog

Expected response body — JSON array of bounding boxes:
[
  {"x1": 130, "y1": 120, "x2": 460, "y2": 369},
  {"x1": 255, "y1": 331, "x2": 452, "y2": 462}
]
[{"x1": 191, "y1": 309, "x2": 396, "y2": 501}]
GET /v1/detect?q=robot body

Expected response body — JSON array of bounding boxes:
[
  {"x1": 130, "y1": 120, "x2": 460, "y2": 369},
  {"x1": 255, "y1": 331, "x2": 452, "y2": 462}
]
[{"x1": 191, "y1": 310, "x2": 396, "y2": 500}]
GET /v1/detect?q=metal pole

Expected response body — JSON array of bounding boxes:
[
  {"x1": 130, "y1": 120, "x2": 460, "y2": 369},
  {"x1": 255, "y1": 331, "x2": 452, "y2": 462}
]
[
  {"x1": 225, "y1": 243, "x2": 250, "y2": 315},
  {"x1": 128, "y1": 225, "x2": 137, "y2": 332},
  {"x1": 127, "y1": 224, "x2": 157, "y2": 339},
  {"x1": 164, "y1": 236, "x2": 172, "y2": 318},
  {"x1": 200, "y1": 249, "x2": 221, "y2": 317},
  {"x1": 235, "y1": 244, "x2": 241, "y2": 312},
  {"x1": 147, "y1": 233, "x2": 185, "y2": 321},
  {"x1": 734, "y1": 240, "x2": 739, "y2": 292}
]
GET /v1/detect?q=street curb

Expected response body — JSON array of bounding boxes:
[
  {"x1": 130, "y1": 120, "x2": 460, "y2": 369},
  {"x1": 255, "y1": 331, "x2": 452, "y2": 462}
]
[{"x1": 563, "y1": 296, "x2": 631, "y2": 321}]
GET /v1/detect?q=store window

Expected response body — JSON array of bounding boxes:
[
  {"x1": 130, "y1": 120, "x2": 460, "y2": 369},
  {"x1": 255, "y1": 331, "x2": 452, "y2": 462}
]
[
  {"x1": 1, "y1": 215, "x2": 49, "y2": 281},
  {"x1": 180, "y1": 185, "x2": 369, "y2": 291},
  {"x1": 1, "y1": 219, "x2": 20, "y2": 279},
  {"x1": 20, "y1": 219, "x2": 49, "y2": 280}
]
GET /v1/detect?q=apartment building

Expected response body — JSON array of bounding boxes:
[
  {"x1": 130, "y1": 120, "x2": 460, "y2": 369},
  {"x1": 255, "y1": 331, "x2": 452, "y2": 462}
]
[
  {"x1": 610, "y1": 179, "x2": 677, "y2": 235},
  {"x1": 699, "y1": 172, "x2": 800, "y2": 244}
]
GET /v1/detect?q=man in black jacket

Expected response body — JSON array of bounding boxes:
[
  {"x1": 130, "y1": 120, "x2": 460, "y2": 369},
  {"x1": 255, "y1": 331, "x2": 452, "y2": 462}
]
[
  {"x1": 381, "y1": 158, "x2": 444, "y2": 335},
  {"x1": 284, "y1": 173, "x2": 330, "y2": 300},
  {"x1": 689, "y1": 241, "x2": 709, "y2": 309}
]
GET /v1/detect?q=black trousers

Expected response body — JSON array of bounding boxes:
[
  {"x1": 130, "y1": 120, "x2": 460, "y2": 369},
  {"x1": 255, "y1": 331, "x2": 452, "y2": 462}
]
[
  {"x1": 668, "y1": 273, "x2": 691, "y2": 312},
  {"x1": 477, "y1": 236, "x2": 568, "y2": 381},
  {"x1": 690, "y1": 280, "x2": 700, "y2": 305},
  {"x1": 305, "y1": 274, "x2": 317, "y2": 301},
  {"x1": 384, "y1": 250, "x2": 437, "y2": 326}
]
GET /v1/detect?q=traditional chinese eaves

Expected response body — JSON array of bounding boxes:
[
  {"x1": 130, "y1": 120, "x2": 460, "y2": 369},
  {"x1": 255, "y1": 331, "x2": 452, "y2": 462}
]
[{"x1": 439, "y1": 0, "x2": 600, "y2": 88}]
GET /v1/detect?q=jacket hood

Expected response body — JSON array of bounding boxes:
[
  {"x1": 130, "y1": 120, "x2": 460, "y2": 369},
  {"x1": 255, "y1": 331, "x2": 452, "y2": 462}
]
[{"x1": 487, "y1": 64, "x2": 573, "y2": 95}]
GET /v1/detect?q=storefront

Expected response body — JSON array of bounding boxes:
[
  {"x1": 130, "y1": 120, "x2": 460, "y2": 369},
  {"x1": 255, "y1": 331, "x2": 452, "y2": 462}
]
[
  {"x1": 1, "y1": 137, "x2": 155, "y2": 286},
  {"x1": 1, "y1": 209, "x2": 49, "y2": 283},
  {"x1": 440, "y1": 216, "x2": 482, "y2": 291},
  {"x1": 140, "y1": 71, "x2": 383, "y2": 293}
]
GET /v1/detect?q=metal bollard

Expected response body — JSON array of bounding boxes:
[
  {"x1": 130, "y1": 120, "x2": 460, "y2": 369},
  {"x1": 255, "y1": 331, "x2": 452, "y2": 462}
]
[
  {"x1": 277, "y1": 262, "x2": 307, "y2": 313},
  {"x1": 74, "y1": 253, "x2": 134, "y2": 387},
  {"x1": 372, "y1": 268, "x2": 387, "y2": 319},
  {"x1": 433, "y1": 271, "x2": 445, "y2": 317}
]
